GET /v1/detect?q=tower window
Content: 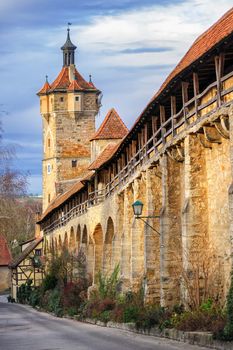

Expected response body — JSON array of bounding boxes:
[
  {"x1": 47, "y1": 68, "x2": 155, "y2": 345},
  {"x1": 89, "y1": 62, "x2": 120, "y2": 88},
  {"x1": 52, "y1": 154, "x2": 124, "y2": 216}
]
[
  {"x1": 75, "y1": 96, "x2": 79, "y2": 102},
  {"x1": 48, "y1": 194, "x2": 51, "y2": 203},
  {"x1": 72, "y1": 160, "x2": 77, "y2": 168},
  {"x1": 60, "y1": 97, "x2": 64, "y2": 102},
  {"x1": 48, "y1": 138, "x2": 51, "y2": 148},
  {"x1": 47, "y1": 164, "x2": 51, "y2": 174}
]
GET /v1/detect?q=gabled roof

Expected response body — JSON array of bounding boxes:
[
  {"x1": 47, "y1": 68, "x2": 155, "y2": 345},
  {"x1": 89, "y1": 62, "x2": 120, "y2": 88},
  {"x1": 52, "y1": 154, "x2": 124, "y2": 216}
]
[
  {"x1": 38, "y1": 66, "x2": 98, "y2": 95},
  {"x1": 38, "y1": 80, "x2": 51, "y2": 95},
  {"x1": 89, "y1": 143, "x2": 120, "y2": 170},
  {"x1": 150, "y1": 7, "x2": 233, "y2": 104},
  {"x1": 10, "y1": 237, "x2": 43, "y2": 269},
  {"x1": 0, "y1": 236, "x2": 12, "y2": 266},
  {"x1": 105, "y1": 7, "x2": 233, "y2": 161},
  {"x1": 91, "y1": 108, "x2": 128, "y2": 141},
  {"x1": 39, "y1": 181, "x2": 85, "y2": 222}
]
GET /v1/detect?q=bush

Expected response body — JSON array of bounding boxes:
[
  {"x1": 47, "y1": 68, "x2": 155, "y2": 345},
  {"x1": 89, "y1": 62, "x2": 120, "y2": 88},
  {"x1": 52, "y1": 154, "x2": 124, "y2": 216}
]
[
  {"x1": 47, "y1": 288, "x2": 63, "y2": 316},
  {"x1": 29, "y1": 288, "x2": 42, "y2": 307},
  {"x1": 135, "y1": 305, "x2": 171, "y2": 330},
  {"x1": 175, "y1": 308, "x2": 225, "y2": 332},
  {"x1": 62, "y1": 278, "x2": 89, "y2": 310},
  {"x1": 17, "y1": 280, "x2": 33, "y2": 304},
  {"x1": 97, "y1": 264, "x2": 120, "y2": 300},
  {"x1": 42, "y1": 274, "x2": 58, "y2": 292},
  {"x1": 123, "y1": 305, "x2": 140, "y2": 323},
  {"x1": 99, "y1": 310, "x2": 111, "y2": 323}
]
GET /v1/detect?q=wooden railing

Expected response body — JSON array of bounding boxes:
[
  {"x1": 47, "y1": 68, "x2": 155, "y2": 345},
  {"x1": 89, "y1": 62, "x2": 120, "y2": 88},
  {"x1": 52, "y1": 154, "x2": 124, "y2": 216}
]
[{"x1": 43, "y1": 70, "x2": 233, "y2": 234}]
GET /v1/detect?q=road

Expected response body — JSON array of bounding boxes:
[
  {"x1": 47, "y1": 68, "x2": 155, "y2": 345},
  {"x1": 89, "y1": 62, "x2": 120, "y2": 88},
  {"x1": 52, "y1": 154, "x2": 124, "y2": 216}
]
[{"x1": 0, "y1": 300, "x2": 210, "y2": 350}]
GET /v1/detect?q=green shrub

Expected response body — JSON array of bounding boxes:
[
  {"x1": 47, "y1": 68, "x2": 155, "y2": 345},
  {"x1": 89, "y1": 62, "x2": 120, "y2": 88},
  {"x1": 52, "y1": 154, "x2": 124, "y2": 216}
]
[
  {"x1": 47, "y1": 288, "x2": 62, "y2": 316},
  {"x1": 17, "y1": 280, "x2": 33, "y2": 304},
  {"x1": 42, "y1": 274, "x2": 58, "y2": 292},
  {"x1": 66, "y1": 307, "x2": 77, "y2": 317},
  {"x1": 175, "y1": 308, "x2": 225, "y2": 332},
  {"x1": 97, "y1": 264, "x2": 120, "y2": 300},
  {"x1": 123, "y1": 305, "x2": 140, "y2": 323},
  {"x1": 29, "y1": 288, "x2": 42, "y2": 307},
  {"x1": 99, "y1": 310, "x2": 111, "y2": 323}
]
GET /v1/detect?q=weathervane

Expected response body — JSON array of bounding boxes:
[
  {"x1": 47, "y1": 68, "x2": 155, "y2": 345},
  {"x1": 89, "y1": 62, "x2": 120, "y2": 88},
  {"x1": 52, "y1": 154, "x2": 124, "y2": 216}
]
[{"x1": 67, "y1": 22, "x2": 72, "y2": 31}]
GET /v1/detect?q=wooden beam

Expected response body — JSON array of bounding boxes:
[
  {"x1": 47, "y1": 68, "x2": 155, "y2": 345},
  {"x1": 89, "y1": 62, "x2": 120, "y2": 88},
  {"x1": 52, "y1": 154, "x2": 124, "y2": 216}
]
[
  {"x1": 159, "y1": 105, "x2": 166, "y2": 144},
  {"x1": 193, "y1": 72, "x2": 199, "y2": 117},
  {"x1": 215, "y1": 53, "x2": 225, "y2": 107},
  {"x1": 182, "y1": 81, "x2": 189, "y2": 123},
  {"x1": 171, "y1": 95, "x2": 176, "y2": 136}
]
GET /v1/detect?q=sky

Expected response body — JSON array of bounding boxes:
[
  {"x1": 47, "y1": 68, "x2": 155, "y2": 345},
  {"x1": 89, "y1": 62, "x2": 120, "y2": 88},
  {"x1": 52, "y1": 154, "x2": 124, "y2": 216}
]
[{"x1": 0, "y1": 0, "x2": 232, "y2": 195}]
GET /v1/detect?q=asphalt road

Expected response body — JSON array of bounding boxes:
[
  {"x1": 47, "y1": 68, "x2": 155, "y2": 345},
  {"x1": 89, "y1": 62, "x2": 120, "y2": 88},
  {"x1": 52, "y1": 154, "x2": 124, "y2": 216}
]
[{"x1": 0, "y1": 300, "x2": 210, "y2": 350}]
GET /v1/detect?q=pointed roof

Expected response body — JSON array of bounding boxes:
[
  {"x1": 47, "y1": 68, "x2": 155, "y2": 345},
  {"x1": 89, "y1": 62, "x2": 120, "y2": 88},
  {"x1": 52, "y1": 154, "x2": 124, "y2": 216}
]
[
  {"x1": 0, "y1": 235, "x2": 12, "y2": 266},
  {"x1": 10, "y1": 237, "x2": 43, "y2": 269},
  {"x1": 61, "y1": 28, "x2": 77, "y2": 51},
  {"x1": 44, "y1": 66, "x2": 98, "y2": 93},
  {"x1": 37, "y1": 76, "x2": 51, "y2": 95},
  {"x1": 91, "y1": 108, "x2": 128, "y2": 141}
]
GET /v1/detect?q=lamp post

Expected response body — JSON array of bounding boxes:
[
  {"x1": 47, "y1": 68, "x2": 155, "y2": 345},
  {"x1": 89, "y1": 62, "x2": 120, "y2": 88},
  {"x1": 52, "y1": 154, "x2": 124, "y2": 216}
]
[{"x1": 132, "y1": 200, "x2": 160, "y2": 235}]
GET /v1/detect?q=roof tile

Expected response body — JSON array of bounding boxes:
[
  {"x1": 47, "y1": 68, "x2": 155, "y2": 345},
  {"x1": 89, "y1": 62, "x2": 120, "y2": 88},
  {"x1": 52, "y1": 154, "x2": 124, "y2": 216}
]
[{"x1": 91, "y1": 108, "x2": 128, "y2": 140}]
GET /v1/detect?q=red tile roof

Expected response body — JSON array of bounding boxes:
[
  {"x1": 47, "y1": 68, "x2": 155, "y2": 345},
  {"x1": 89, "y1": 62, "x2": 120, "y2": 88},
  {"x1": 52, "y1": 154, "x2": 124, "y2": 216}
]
[
  {"x1": 47, "y1": 67, "x2": 97, "y2": 93},
  {"x1": 39, "y1": 181, "x2": 84, "y2": 222},
  {"x1": 91, "y1": 108, "x2": 128, "y2": 141},
  {"x1": 89, "y1": 143, "x2": 119, "y2": 170},
  {"x1": 39, "y1": 8, "x2": 233, "y2": 223},
  {"x1": 0, "y1": 236, "x2": 12, "y2": 266},
  {"x1": 68, "y1": 79, "x2": 83, "y2": 91},
  {"x1": 81, "y1": 171, "x2": 95, "y2": 184},
  {"x1": 111, "y1": 7, "x2": 233, "y2": 159},
  {"x1": 150, "y1": 7, "x2": 233, "y2": 103},
  {"x1": 10, "y1": 237, "x2": 43, "y2": 269},
  {"x1": 38, "y1": 81, "x2": 51, "y2": 95}
]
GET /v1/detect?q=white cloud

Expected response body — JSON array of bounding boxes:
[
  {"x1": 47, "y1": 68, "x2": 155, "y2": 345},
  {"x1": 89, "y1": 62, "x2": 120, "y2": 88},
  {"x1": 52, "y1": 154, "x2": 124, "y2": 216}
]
[{"x1": 70, "y1": 0, "x2": 232, "y2": 69}]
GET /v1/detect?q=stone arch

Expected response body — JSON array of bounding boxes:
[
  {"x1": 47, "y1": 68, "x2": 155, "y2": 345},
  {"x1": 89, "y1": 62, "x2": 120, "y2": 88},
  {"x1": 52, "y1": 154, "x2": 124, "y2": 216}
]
[
  {"x1": 76, "y1": 224, "x2": 81, "y2": 251},
  {"x1": 103, "y1": 217, "x2": 114, "y2": 275},
  {"x1": 69, "y1": 227, "x2": 75, "y2": 251},
  {"x1": 93, "y1": 223, "x2": 103, "y2": 282},
  {"x1": 64, "y1": 232, "x2": 68, "y2": 249},
  {"x1": 82, "y1": 225, "x2": 88, "y2": 244}
]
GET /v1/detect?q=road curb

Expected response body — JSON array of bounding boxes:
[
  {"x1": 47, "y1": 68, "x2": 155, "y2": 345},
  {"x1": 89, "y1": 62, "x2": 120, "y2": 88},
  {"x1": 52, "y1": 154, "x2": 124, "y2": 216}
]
[{"x1": 78, "y1": 318, "x2": 233, "y2": 350}]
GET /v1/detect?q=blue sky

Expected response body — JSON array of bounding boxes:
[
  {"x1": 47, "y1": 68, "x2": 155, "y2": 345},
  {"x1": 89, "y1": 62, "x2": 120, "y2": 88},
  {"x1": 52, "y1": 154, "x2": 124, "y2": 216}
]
[{"x1": 0, "y1": 0, "x2": 232, "y2": 194}]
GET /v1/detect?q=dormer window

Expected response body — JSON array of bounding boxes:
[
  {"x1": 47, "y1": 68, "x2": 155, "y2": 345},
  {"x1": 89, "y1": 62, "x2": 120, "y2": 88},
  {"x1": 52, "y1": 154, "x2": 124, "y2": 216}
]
[{"x1": 60, "y1": 97, "x2": 64, "y2": 102}]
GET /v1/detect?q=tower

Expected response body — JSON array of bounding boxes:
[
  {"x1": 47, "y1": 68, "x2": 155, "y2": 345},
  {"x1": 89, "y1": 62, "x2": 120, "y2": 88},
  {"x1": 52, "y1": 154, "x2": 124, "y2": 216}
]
[{"x1": 38, "y1": 28, "x2": 101, "y2": 211}]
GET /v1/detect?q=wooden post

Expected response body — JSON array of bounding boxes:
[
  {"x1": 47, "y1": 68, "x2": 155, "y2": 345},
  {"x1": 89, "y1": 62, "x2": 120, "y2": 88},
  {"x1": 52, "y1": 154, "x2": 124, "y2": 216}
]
[
  {"x1": 152, "y1": 115, "x2": 158, "y2": 151},
  {"x1": 171, "y1": 96, "x2": 176, "y2": 136},
  {"x1": 193, "y1": 72, "x2": 199, "y2": 118},
  {"x1": 182, "y1": 81, "x2": 189, "y2": 123},
  {"x1": 215, "y1": 53, "x2": 225, "y2": 107},
  {"x1": 144, "y1": 123, "x2": 148, "y2": 160},
  {"x1": 160, "y1": 105, "x2": 166, "y2": 144}
]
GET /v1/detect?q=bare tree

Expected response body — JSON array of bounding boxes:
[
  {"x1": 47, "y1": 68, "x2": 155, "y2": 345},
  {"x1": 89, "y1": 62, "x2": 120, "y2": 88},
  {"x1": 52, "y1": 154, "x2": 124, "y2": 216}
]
[{"x1": 0, "y1": 118, "x2": 42, "y2": 257}]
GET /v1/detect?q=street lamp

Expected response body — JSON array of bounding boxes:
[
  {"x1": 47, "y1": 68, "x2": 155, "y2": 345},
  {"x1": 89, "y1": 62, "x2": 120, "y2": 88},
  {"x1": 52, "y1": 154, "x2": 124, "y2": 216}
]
[{"x1": 132, "y1": 200, "x2": 160, "y2": 235}]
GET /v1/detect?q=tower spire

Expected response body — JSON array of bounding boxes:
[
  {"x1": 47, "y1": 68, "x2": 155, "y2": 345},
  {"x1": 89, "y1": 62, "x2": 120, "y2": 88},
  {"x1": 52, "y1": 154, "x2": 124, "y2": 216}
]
[{"x1": 61, "y1": 23, "x2": 77, "y2": 67}]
